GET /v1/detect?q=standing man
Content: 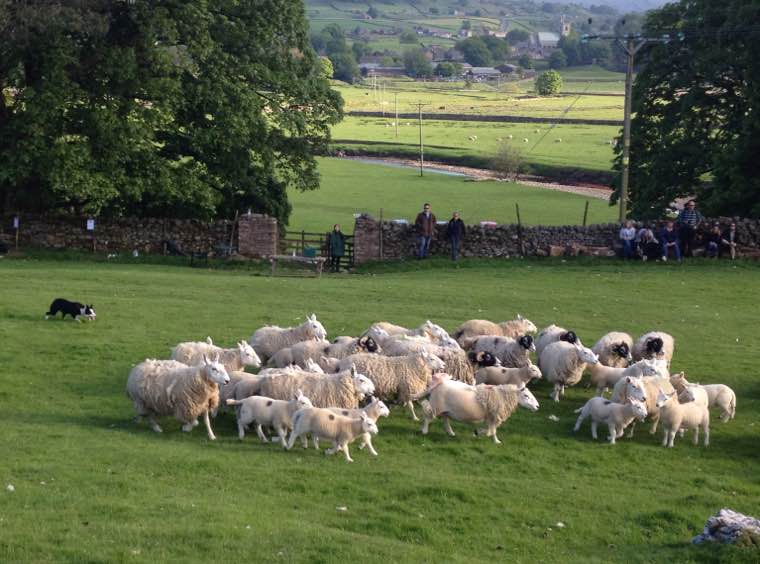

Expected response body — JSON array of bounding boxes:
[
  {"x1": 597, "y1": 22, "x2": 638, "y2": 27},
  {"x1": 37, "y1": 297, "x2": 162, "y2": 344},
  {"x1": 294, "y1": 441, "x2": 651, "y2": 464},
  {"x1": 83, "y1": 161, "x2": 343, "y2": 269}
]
[
  {"x1": 414, "y1": 203, "x2": 436, "y2": 259},
  {"x1": 447, "y1": 211, "x2": 465, "y2": 261},
  {"x1": 677, "y1": 200, "x2": 703, "y2": 257},
  {"x1": 327, "y1": 223, "x2": 345, "y2": 272}
]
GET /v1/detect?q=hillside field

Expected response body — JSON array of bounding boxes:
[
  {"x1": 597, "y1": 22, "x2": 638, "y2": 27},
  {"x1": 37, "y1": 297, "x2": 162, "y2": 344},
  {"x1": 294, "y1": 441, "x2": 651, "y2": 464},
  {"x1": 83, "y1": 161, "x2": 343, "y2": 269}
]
[{"x1": 1, "y1": 257, "x2": 759, "y2": 562}]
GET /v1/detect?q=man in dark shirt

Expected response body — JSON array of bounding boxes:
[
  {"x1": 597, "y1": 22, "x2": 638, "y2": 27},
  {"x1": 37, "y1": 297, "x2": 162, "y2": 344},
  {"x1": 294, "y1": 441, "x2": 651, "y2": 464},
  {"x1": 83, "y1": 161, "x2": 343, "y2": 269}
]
[
  {"x1": 677, "y1": 200, "x2": 703, "y2": 257},
  {"x1": 446, "y1": 211, "x2": 466, "y2": 261},
  {"x1": 414, "y1": 203, "x2": 436, "y2": 259},
  {"x1": 660, "y1": 220, "x2": 682, "y2": 262}
]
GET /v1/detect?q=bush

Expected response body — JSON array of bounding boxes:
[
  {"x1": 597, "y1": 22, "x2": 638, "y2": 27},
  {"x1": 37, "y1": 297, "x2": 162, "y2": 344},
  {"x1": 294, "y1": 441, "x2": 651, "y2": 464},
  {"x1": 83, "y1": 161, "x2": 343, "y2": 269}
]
[
  {"x1": 400, "y1": 30, "x2": 418, "y2": 44},
  {"x1": 548, "y1": 50, "x2": 567, "y2": 69},
  {"x1": 491, "y1": 142, "x2": 528, "y2": 179},
  {"x1": 535, "y1": 69, "x2": 563, "y2": 96},
  {"x1": 518, "y1": 54, "x2": 533, "y2": 69}
]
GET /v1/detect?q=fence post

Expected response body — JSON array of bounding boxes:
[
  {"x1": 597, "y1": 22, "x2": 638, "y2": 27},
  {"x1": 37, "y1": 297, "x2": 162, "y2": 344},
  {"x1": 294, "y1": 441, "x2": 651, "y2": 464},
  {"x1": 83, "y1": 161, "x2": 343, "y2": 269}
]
[
  {"x1": 515, "y1": 203, "x2": 525, "y2": 257},
  {"x1": 379, "y1": 208, "x2": 384, "y2": 260},
  {"x1": 582, "y1": 201, "x2": 589, "y2": 227},
  {"x1": 301, "y1": 230, "x2": 305, "y2": 255}
]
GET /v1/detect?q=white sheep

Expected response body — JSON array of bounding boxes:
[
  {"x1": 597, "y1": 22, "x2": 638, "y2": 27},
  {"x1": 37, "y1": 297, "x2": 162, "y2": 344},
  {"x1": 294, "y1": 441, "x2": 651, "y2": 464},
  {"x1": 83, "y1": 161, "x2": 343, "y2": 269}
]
[
  {"x1": 669, "y1": 372, "x2": 709, "y2": 407},
  {"x1": 413, "y1": 375, "x2": 539, "y2": 444},
  {"x1": 257, "y1": 366, "x2": 375, "y2": 409},
  {"x1": 591, "y1": 332, "x2": 633, "y2": 368},
  {"x1": 670, "y1": 373, "x2": 736, "y2": 422},
  {"x1": 539, "y1": 341, "x2": 598, "y2": 402},
  {"x1": 573, "y1": 397, "x2": 648, "y2": 444},
  {"x1": 555, "y1": 138, "x2": 562, "y2": 143},
  {"x1": 655, "y1": 387, "x2": 710, "y2": 447},
  {"x1": 466, "y1": 334, "x2": 535, "y2": 367},
  {"x1": 325, "y1": 335, "x2": 383, "y2": 359},
  {"x1": 535, "y1": 324, "x2": 581, "y2": 366},
  {"x1": 226, "y1": 390, "x2": 313, "y2": 445},
  {"x1": 475, "y1": 361, "x2": 541, "y2": 386},
  {"x1": 286, "y1": 409, "x2": 378, "y2": 462},
  {"x1": 610, "y1": 376, "x2": 675, "y2": 437},
  {"x1": 364, "y1": 320, "x2": 456, "y2": 348},
  {"x1": 322, "y1": 398, "x2": 391, "y2": 455},
  {"x1": 126, "y1": 356, "x2": 230, "y2": 440},
  {"x1": 632, "y1": 331, "x2": 675, "y2": 368},
  {"x1": 337, "y1": 350, "x2": 445, "y2": 420},
  {"x1": 523, "y1": 138, "x2": 529, "y2": 142},
  {"x1": 267, "y1": 339, "x2": 330, "y2": 368},
  {"x1": 250, "y1": 313, "x2": 327, "y2": 363},
  {"x1": 588, "y1": 358, "x2": 658, "y2": 396},
  {"x1": 507, "y1": 134, "x2": 513, "y2": 139},
  {"x1": 453, "y1": 315, "x2": 537, "y2": 345},
  {"x1": 171, "y1": 339, "x2": 261, "y2": 372}
]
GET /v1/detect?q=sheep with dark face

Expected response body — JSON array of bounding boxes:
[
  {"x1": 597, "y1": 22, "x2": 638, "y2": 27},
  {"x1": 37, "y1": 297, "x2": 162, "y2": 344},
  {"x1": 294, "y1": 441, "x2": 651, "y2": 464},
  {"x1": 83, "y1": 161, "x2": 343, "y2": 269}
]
[
  {"x1": 467, "y1": 350, "x2": 501, "y2": 368},
  {"x1": 466, "y1": 334, "x2": 534, "y2": 368},
  {"x1": 326, "y1": 335, "x2": 382, "y2": 359},
  {"x1": 535, "y1": 325, "x2": 581, "y2": 367},
  {"x1": 592, "y1": 332, "x2": 634, "y2": 369},
  {"x1": 633, "y1": 331, "x2": 675, "y2": 368}
]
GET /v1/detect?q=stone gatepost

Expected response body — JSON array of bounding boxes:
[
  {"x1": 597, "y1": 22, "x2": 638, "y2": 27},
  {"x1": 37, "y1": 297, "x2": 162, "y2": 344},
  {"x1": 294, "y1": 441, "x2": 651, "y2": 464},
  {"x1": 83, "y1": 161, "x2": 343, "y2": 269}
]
[
  {"x1": 352, "y1": 215, "x2": 381, "y2": 264},
  {"x1": 238, "y1": 214, "x2": 277, "y2": 258}
]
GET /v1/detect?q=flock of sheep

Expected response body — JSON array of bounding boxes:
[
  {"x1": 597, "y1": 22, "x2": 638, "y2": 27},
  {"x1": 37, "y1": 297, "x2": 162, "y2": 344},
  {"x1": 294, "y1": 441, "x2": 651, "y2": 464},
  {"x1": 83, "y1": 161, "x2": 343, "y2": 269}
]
[{"x1": 125, "y1": 313, "x2": 737, "y2": 461}]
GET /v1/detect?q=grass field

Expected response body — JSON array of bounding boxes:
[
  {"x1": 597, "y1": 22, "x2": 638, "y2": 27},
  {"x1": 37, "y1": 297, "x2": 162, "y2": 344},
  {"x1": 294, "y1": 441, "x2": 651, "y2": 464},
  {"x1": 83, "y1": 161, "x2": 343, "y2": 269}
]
[
  {"x1": 288, "y1": 158, "x2": 616, "y2": 232},
  {"x1": 1, "y1": 256, "x2": 759, "y2": 562},
  {"x1": 331, "y1": 117, "x2": 619, "y2": 173}
]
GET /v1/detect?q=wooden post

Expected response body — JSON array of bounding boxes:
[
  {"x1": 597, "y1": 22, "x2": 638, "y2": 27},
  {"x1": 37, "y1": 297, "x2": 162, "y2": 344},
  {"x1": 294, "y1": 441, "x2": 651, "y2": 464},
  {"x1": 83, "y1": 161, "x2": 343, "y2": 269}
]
[
  {"x1": 301, "y1": 230, "x2": 305, "y2": 255},
  {"x1": 229, "y1": 210, "x2": 239, "y2": 254},
  {"x1": 582, "y1": 201, "x2": 589, "y2": 226},
  {"x1": 379, "y1": 208, "x2": 384, "y2": 260},
  {"x1": 515, "y1": 203, "x2": 525, "y2": 257},
  {"x1": 13, "y1": 215, "x2": 19, "y2": 249}
]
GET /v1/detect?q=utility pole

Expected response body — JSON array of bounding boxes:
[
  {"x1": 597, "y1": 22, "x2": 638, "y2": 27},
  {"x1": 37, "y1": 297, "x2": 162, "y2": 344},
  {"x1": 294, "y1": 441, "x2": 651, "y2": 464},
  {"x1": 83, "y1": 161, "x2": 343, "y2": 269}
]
[
  {"x1": 394, "y1": 92, "x2": 399, "y2": 138},
  {"x1": 413, "y1": 102, "x2": 428, "y2": 177}
]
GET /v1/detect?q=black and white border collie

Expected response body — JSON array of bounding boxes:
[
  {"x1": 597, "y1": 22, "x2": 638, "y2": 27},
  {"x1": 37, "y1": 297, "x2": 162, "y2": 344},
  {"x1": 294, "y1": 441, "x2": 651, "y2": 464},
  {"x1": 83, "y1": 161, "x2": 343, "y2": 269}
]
[{"x1": 45, "y1": 298, "x2": 96, "y2": 321}]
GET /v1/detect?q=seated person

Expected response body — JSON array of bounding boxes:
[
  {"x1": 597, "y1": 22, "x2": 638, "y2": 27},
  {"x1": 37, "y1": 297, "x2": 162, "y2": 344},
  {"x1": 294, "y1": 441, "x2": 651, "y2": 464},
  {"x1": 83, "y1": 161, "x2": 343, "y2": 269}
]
[
  {"x1": 659, "y1": 221, "x2": 681, "y2": 262},
  {"x1": 720, "y1": 222, "x2": 738, "y2": 259},
  {"x1": 704, "y1": 223, "x2": 721, "y2": 258}
]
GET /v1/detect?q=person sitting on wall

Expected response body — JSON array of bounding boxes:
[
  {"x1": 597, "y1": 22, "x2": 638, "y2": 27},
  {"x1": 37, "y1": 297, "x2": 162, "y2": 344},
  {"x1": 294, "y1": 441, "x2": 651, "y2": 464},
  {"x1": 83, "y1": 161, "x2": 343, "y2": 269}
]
[
  {"x1": 720, "y1": 222, "x2": 738, "y2": 259},
  {"x1": 704, "y1": 223, "x2": 722, "y2": 258},
  {"x1": 639, "y1": 228, "x2": 660, "y2": 262},
  {"x1": 659, "y1": 220, "x2": 682, "y2": 262},
  {"x1": 619, "y1": 220, "x2": 636, "y2": 259}
]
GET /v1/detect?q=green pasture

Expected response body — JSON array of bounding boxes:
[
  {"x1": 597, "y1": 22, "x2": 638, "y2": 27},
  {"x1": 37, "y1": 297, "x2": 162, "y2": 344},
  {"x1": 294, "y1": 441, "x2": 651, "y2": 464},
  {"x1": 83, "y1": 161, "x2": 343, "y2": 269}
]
[
  {"x1": 330, "y1": 117, "x2": 619, "y2": 172},
  {"x1": 288, "y1": 158, "x2": 616, "y2": 232},
  {"x1": 1, "y1": 257, "x2": 759, "y2": 563}
]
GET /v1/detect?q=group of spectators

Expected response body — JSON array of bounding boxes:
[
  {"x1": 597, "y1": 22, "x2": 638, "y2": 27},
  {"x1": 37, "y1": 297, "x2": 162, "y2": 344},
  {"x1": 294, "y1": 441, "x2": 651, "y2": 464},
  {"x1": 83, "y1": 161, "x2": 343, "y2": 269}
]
[
  {"x1": 415, "y1": 203, "x2": 465, "y2": 262},
  {"x1": 619, "y1": 200, "x2": 739, "y2": 262}
]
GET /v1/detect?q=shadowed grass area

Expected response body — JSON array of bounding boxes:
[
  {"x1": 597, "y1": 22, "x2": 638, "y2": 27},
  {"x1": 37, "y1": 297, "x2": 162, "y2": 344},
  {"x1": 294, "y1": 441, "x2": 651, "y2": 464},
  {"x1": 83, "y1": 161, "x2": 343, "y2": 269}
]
[{"x1": 0, "y1": 256, "x2": 758, "y2": 562}]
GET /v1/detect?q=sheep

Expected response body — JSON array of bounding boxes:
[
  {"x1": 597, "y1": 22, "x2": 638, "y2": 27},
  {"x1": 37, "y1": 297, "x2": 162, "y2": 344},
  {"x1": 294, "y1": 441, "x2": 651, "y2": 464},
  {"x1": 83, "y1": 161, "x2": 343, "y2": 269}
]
[
  {"x1": 413, "y1": 377, "x2": 539, "y2": 444},
  {"x1": 454, "y1": 315, "x2": 537, "y2": 346},
  {"x1": 573, "y1": 397, "x2": 648, "y2": 444},
  {"x1": 655, "y1": 387, "x2": 710, "y2": 447},
  {"x1": 670, "y1": 373, "x2": 736, "y2": 422},
  {"x1": 325, "y1": 335, "x2": 382, "y2": 359},
  {"x1": 226, "y1": 390, "x2": 313, "y2": 445},
  {"x1": 286, "y1": 409, "x2": 379, "y2": 462},
  {"x1": 475, "y1": 361, "x2": 541, "y2": 386},
  {"x1": 523, "y1": 138, "x2": 529, "y2": 143},
  {"x1": 535, "y1": 325, "x2": 581, "y2": 367},
  {"x1": 322, "y1": 398, "x2": 391, "y2": 455},
  {"x1": 126, "y1": 356, "x2": 230, "y2": 440},
  {"x1": 539, "y1": 341, "x2": 598, "y2": 402},
  {"x1": 610, "y1": 376, "x2": 675, "y2": 437},
  {"x1": 588, "y1": 358, "x2": 658, "y2": 396},
  {"x1": 171, "y1": 339, "x2": 261, "y2": 372},
  {"x1": 467, "y1": 350, "x2": 501, "y2": 368},
  {"x1": 337, "y1": 350, "x2": 445, "y2": 420},
  {"x1": 267, "y1": 339, "x2": 329, "y2": 368},
  {"x1": 257, "y1": 366, "x2": 375, "y2": 409},
  {"x1": 250, "y1": 313, "x2": 327, "y2": 363},
  {"x1": 669, "y1": 372, "x2": 709, "y2": 407},
  {"x1": 466, "y1": 334, "x2": 535, "y2": 368},
  {"x1": 555, "y1": 138, "x2": 562, "y2": 143},
  {"x1": 217, "y1": 371, "x2": 263, "y2": 412},
  {"x1": 318, "y1": 355, "x2": 341, "y2": 373},
  {"x1": 377, "y1": 337, "x2": 476, "y2": 384},
  {"x1": 633, "y1": 331, "x2": 675, "y2": 368},
  {"x1": 591, "y1": 332, "x2": 634, "y2": 368},
  {"x1": 507, "y1": 134, "x2": 513, "y2": 139},
  {"x1": 364, "y1": 320, "x2": 457, "y2": 348}
]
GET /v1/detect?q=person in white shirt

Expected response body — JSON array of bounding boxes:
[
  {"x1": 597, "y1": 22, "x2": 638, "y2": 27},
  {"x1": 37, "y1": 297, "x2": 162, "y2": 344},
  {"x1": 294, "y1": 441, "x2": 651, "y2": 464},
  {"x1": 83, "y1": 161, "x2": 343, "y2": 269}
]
[{"x1": 619, "y1": 220, "x2": 636, "y2": 259}]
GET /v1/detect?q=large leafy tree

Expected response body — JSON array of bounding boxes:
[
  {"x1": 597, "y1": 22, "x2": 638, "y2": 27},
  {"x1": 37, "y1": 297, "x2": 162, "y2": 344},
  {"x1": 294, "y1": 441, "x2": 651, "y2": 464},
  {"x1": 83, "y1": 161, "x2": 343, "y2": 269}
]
[
  {"x1": 612, "y1": 0, "x2": 760, "y2": 218},
  {"x1": 0, "y1": 0, "x2": 342, "y2": 224}
]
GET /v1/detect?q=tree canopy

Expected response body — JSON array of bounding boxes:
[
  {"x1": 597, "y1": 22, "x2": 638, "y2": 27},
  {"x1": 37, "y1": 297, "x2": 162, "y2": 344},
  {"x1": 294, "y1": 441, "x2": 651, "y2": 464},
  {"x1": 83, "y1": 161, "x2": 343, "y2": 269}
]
[
  {"x1": 613, "y1": 0, "x2": 760, "y2": 218},
  {"x1": 535, "y1": 70, "x2": 563, "y2": 96},
  {"x1": 0, "y1": 0, "x2": 343, "y2": 225}
]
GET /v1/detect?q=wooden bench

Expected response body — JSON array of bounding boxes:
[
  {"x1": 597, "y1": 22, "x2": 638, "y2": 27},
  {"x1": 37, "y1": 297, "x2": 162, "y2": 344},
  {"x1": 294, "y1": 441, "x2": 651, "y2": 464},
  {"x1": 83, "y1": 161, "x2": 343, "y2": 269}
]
[{"x1": 270, "y1": 255, "x2": 326, "y2": 277}]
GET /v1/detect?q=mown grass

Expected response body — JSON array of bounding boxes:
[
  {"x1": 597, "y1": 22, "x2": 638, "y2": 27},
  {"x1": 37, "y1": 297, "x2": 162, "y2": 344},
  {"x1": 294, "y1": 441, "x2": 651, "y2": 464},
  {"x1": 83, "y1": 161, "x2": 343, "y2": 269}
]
[
  {"x1": 1, "y1": 256, "x2": 759, "y2": 563},
  {"x1": 288, "y1": 157, "x2": 616, "y2": 232}
]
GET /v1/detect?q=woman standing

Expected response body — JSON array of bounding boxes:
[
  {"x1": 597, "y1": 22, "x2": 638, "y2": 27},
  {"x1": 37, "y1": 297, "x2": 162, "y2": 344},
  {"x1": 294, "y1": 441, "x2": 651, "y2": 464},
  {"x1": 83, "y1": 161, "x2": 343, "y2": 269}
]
[
  {"x1": 447, "y1": 211, "x2": 466, "y2": 261},
  {"x1": 327, "y1": 224, "x2": 345, "y2": 272}
]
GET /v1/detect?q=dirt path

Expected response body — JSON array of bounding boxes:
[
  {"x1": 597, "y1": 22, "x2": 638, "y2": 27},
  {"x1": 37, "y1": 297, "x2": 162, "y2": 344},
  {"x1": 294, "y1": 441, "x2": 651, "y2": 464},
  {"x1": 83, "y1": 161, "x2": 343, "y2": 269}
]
[{"x1": 343, "y1": 156, "x2": 613, "y2": 201}]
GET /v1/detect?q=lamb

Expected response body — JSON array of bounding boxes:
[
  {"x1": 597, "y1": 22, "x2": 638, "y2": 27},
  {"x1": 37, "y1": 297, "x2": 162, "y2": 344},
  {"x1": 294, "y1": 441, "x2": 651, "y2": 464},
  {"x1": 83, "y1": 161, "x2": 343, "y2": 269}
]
[
  {"x1": 591, "y1": 332, "x2": 633, "y2": 368},
  {"x1": 322, "y1": 398, "x2": 391, "y2": 455},
  {"x1": 670, "y1": 373, "x2": 736, "y2": 422},
  {"x1": 535, "y1": 325, "x2": 580, "y2": 367},
  {"x1": 466, "y1": 334, "x2": 535, "y2": 367},
  {"x1": 413, "y1": 377, "x2": 539, "y2": 444},
  {"x1": 633, "y1": 331, "x2": 675, "y2": 367},
  {"x1": 539, "y1": 341, "x2": 598, "y2": 402},
  {"x1": 573, "y1": 397, "x2": 648, "y2": 444},
  {"x1": 475, "y1": 361, "x2": 541, "y2": 386},
  {"x1": 318, "y1": 355, "x2": 341, "y2": 373},
  {"x1": 225, "y1": 390, "x2": 313, "y2": 445},
  {"x1": 171, "y1": 339, "x2": 261, "y2": 372},
  {"x1": 669, "y1": 372, "x2": 709, "y2": 407},
  {"x1": 453, "y1": 315, "x2": 537, "y2": 346},
  {"x1": 286, "y1": 409, "x2": 379, "y2": 462},
  {"x1": 250, "y1": 313, "x2": 327, "y2": 363},
  {"x1": 588, "y1": 358, "x2": 658, "y2": 396},
  {"x1": 655, "y1": 387, "x2": 710, "y2": 447},
  {"x1": 325, "y1": 335, "x2": 382, "y2": 359},
  {"x1": 267, "y1": 339, "x2": 329, "y2": 368},
  {"x1": 126, "y1": 356, "x2": 230, "y2": 440},
  {"x1": 364, "y1": 320, "x2": 458, "y2": 349},
  {"x1": 610, "y1": 376, "x2": 675, "y2": 437},
  {"x1": 337, "y1": 350, "x2": 445, "y2": 420},
  {"x1": 257, "y1": 366, "x2": 375, "y2": 409}
]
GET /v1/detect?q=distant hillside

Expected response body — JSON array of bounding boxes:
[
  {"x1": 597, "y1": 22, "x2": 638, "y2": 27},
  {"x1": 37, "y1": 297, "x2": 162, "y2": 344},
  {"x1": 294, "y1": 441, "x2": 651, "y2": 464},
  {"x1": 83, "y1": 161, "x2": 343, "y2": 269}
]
[{"x1": 575, "y1": 0, "x2": 667, "y2": 11}]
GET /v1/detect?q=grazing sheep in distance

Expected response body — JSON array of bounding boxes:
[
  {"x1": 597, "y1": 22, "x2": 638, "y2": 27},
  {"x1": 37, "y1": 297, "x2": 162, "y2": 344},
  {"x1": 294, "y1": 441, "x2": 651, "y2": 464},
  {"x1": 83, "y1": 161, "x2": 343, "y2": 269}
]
[
  {"x1": 539, "y1": 341, "x2": 598, "y2": 402},
  {"x1": 250, "y1": 313, "x2": 327, "y2": 363},
  {"x1": 466, "y1": 334, "x2": 535, "y2": 367},
  {"x1": 588, "y1": 358, "x2": 658, "y2": 396},
  {"x1": 633, "y1": 331, "x2": 675, "y2": 368},
  {"x1": 172, "y1": 339, "x2": 261, "y2": 372},
  {"x1": 257, "y1": 366, "x2": 375, "y2": 409},
  {"x1": 555, "y1": 138, "x2": 562, "y2": 143},
  {"x1": 573, "y1": 397, "x2": 648, "y2": 444},
  {"x1": 523, "y1": 138, "x2": 529, "y2": 143},
  {"x1": 655, "y1": 387, "x2": 710, "y2": 447},
  {"x1": 670, "y1": 373, "x2": 736, "y2": 422},
  {"x1": 287, "y1": 410, "x2": 379, "y2": 462},
  {"x1": 454, "y1": 315, "x2": 537, "y2": 346},
  {"x1": 413, "y1": 376, "x2": 539, "y2": 444},
  {"x1": 226, "y1": 390, "x2": 313, "y2": 445},
  {"x1": 535, "y1": 325, "x2": 580, "y2": 366},
  {"x1": 126, "y1": 356, "x2": 230, "y2": 440},
  {"x1": 475, "y1": 361, "x2": 541, "y2": 386},
  {"x1": 592, "y1": 332, "x2": 633, "y2": 368},
  {"x1": 337, "y1": 351, "x2": 445, "y2": 420}
]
